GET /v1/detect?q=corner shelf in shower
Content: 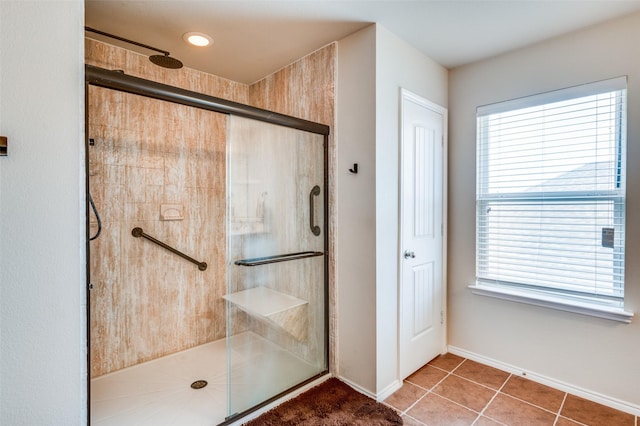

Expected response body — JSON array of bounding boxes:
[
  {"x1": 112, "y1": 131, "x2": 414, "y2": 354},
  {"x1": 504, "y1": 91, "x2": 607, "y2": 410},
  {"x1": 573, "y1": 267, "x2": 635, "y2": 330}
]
[{"x1": 223, "y1": 287, "x2": 308, "y2": 341}]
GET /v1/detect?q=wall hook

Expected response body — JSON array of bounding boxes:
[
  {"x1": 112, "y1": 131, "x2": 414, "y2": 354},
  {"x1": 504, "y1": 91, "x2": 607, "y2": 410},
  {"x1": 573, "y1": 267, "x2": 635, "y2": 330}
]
[
  {"x1": 348, "y1": 163, "x2": 358, "y2": 174},
  {"x1": 0, "y1": 136, "x2": 7, "y2": 156}
]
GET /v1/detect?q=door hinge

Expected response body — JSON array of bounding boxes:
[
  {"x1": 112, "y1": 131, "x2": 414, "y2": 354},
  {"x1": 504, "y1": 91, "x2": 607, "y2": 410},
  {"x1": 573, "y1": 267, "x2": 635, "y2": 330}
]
[{"x1": 440, "y1": 311, "x2": 445, "y2": 325}]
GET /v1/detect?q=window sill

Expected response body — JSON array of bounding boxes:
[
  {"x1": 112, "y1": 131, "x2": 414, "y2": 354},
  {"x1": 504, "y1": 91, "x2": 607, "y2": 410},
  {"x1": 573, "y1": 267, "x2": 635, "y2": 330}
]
[{"x1": 468, "y1": 284, "x2": 634, "y2": 324}]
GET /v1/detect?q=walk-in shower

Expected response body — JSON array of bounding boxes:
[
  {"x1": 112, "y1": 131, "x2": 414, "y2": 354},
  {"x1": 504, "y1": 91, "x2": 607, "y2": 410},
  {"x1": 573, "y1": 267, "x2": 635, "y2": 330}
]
[{"x1": 85, "y1": 65, "x2": 329, "y2": 425}]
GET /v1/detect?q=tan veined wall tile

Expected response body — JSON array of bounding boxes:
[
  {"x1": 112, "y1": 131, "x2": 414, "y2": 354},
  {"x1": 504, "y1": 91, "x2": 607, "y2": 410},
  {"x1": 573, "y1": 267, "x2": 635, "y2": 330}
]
[
  {"x1": 163, "y1": 155, "x2": 186, "y2": 187},
  {"x1": 88, "y1": 37, "x2": 334, "y2": 377},
  {"x1": 242, "y1": 43, "x2": 335, "y2": 366},
  {"x1": 86, "y1": 39, "x2": 249, "y2": 103},
  {"x1": 103, "y1": 165, "x2": 125, "y2": 186},
  {"x1": 100, "y1": 184, "x2": 125, "y2": 224},
  {"x1": 87, "y1": 80, "x2": 225, "y2": 375},
  {"x1": 124, "y1": 169, "x2": 149, "y2": 204},
  {"x1": 162, "y1": 184, "x2": 186, "y2": 205}
]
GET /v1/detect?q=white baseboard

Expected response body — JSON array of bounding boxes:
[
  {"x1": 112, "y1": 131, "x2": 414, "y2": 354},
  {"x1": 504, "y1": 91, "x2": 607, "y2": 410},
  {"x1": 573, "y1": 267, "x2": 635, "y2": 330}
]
[
  {"x1": 336, "y1": 375, "x2": 377, "y2": 399},
  {"x1": 376, "y1": 379, "x2": 403, "y2": 402},
  {"x1": 448, "y1": 345, "x2": 640, "y2": 417},
  {"x1": 337, "y1": 375, "x2": 402, "y2": 402}
]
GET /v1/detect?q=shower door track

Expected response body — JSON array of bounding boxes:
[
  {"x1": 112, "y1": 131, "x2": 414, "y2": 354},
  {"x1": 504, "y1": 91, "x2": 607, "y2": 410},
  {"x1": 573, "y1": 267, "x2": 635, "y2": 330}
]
[
  {"x1": 85, "y1": 64, "x2": 330, "y2": 426},
  {"x1": 85, "y1": 65, "x2": 330, "y2": 136}
]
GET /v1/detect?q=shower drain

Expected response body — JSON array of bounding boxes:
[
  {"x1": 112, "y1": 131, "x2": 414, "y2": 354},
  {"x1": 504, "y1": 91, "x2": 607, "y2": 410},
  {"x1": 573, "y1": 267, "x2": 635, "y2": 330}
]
[{"x1": 190, "y1": 380, "x2": 208, "y2": 390}]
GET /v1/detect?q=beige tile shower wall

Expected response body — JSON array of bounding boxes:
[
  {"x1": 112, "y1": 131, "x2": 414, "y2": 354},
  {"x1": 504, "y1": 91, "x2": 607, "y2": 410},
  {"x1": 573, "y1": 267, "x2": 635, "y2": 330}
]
[
  {"x1": 87, "y1": 39, "x2": 247, "y2": 377},
  {"x1": 228, "y1": 117, "x2": 326, "y2": 366},
  {"x1": 88, "y1": 87, "x2": 227, "y2": 377},
  {"x1": 248, "y1": 43, "x2": 337, "y2": 371},
  {"x1": 86, "y1": 39, "x2": 249, "y2": 104},
  {"x1": 86, "y1": 38, "x2": 337, "y2": 377},
  {"x1": 248, "y1": 43, "x2": 335, "y2": 127}
]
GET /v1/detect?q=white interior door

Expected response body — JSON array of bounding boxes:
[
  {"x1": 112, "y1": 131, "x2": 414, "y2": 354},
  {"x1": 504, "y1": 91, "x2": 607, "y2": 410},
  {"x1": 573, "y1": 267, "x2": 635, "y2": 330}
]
[{"x1": 399, "y1": 89, "x2": 446, "y2": 379}]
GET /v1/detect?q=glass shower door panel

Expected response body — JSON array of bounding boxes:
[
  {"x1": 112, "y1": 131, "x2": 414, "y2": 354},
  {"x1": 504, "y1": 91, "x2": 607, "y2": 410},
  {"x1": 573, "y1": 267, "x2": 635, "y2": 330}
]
[{"x1": 226, "y1": 116, "x2": 326, "y2": 418}]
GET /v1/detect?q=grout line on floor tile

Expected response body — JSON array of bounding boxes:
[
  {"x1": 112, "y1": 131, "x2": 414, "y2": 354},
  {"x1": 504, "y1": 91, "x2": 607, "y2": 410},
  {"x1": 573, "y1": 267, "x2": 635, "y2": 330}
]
[
  {"x1": 556, "y1": 415, "x2": 590, "y2": 426},
  {"x1": 382, "y1": 395, "x2": 417, "y2": 417},
  {"x1": 450, "y1": 357, "x2": 466, "y2": 374},
  {"x1": 383, "y1": 378, "x2": 435, "y2": 416},
  {"x1": 553, "y1": 392, "x2": 569, "y2": 425},
  {"x1": 401, "y1": 389, "x2": 434, "y2": 416},
  {"x1": 381, "y1": 400, "x2": 396, "y2": 411},
  {"x1": 450, "y1": 370, "x2": 507, "y2": 393},
  {"x1": 400, "y1": 365, "x2": 458, "y2": 417},
  {"x1": 429, "y1": 388, "x2": 485, "y2": 417},
  {"x1": 403, "y1": 413, "x2": 428, "y2": 426},
  {"x1": 418, "y1": 358, "x2": 507, "y2": 425},
  {"x1": 424, "y1": 362, "x2": 456, "y2": 375},
  {"x1": 402, "y1": 356, "x2": 638, "y2": 426},
  {"x1": 472, "y1": 413, "x2": 509, "y2": 426},
  {"x1": 498, "y1": 388, "x2": 564, "y2": 417},
  {"x1": 475, "y1": 372, "x2": 512, "y2": 424},
  {"x1": 406, "y1": 367, "x2": 454, "y2": 393},
  {"x1": 404, "y1": 378, "x2": 432, "y2": 392}
]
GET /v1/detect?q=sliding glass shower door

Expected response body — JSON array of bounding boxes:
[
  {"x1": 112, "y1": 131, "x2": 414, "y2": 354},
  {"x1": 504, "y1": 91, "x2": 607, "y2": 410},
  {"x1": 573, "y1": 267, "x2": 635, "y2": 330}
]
[{"x1": 225, "y1": 116, "x2": 328, "y2": 419}]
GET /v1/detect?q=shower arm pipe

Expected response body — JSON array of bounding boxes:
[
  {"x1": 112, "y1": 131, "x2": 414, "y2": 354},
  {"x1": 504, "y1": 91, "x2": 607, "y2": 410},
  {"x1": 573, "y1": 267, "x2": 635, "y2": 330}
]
[
  {"x1": 85, "y1": 65, "x2": 330, "y2": 136},
  {"x1": 131, "y1": 227, "x2": 207, "y2": 271},
  {"x1": 85, "y1": 27, "x2": 170, "y2": 56}
]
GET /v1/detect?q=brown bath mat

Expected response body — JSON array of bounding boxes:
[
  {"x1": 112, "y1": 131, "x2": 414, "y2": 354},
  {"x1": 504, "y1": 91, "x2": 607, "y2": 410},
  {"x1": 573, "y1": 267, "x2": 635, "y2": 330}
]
[{"x1": 244, "y1": 377, "x2": 402, "y2": 425}]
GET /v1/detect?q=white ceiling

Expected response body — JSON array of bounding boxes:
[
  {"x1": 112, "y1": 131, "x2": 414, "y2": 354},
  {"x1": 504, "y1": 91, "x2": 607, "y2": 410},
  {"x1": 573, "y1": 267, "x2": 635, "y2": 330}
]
[{"x1": 85, "y1": 1, "x2": 640, "y2": 84}]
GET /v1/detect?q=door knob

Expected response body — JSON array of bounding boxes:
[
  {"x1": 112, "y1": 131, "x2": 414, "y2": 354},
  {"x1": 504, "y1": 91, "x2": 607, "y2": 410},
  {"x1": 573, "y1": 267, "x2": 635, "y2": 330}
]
[{"x1": 404, "y1": 250, "x2": 415, "y2": 259}]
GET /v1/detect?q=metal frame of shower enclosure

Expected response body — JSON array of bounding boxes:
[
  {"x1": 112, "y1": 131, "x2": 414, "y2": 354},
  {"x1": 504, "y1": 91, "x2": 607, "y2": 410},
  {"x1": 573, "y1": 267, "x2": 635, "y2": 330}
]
[{"x1": 84, "y1": 64, "x2": 330, "y2": 425}]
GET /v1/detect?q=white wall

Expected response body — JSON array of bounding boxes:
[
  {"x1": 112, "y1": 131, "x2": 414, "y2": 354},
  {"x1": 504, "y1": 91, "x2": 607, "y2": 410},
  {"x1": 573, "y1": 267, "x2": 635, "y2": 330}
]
[
  {"x1": 374, "y1": 26, "x2": 447, "y2": 394},
  {"x1": 0, "y1": 1, "x2": 86, "y2": 424},
  {"x1": 337, "y1": 24, "x2": 378, "y2": 393},
  {"x1": 337, "y1": 24, "x2": 448, "y2": 397},
  {"x1": 448, "y1": 11, "x2": 640, "y2": 411}
]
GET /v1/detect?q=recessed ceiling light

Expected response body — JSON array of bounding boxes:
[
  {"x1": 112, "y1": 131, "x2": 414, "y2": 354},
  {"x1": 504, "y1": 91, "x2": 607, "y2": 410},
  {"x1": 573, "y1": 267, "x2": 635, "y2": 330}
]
[{"x1": 183, "y1": 32, "x2": 213, "y2": 47}]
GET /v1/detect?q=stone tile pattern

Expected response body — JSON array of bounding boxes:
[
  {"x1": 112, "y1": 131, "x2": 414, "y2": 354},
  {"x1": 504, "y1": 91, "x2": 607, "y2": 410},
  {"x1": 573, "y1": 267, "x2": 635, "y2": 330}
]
[
  {"x1": 86, "y1": 39, "x2": 337, "y2": 377},
  {"x1": 385, "y1": 353, "x2": 638, "y2": 426},
  {"x1": 86, "y1": 38, "x2": 234, "y2": 376},
  {"x1": 248, "y1": 43, "x2": 337, "y2": 372},
  {"x1": 226, "y1": 117, "x2": 325, "y2": 366}
]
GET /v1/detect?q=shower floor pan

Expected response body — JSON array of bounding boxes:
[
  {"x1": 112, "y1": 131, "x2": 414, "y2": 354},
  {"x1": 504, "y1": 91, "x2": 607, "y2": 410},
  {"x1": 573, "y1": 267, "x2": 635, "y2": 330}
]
[{"x1": 90, "y1": 331, "x2": 318, "y2": 425}]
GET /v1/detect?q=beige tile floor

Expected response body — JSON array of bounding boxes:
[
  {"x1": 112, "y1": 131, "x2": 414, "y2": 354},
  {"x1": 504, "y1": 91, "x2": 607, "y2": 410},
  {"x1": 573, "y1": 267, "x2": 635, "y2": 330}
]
[{"x1": 384, "y1": 353, "x2": 638, "y2": 426}]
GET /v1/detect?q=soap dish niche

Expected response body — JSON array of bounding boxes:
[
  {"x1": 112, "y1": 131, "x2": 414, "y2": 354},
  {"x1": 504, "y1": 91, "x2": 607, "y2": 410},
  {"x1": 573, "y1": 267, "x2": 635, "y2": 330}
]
[{"x1": 160, "y1": 204, "x2": 184, "y2": 221}]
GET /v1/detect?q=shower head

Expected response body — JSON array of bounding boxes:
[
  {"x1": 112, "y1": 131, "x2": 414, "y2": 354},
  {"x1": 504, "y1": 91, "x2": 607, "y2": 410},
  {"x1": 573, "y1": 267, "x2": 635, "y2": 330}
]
[
  {"x1": 85, "y1": 27, "x2": 183, "y2": 70},
  {"x1": 149, "y1": 54, "x2": 183, "y2": 69}
]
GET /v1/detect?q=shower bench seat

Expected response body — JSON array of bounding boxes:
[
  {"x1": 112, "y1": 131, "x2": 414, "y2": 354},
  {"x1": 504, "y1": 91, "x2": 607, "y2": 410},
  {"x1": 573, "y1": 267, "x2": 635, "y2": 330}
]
[{"x1": 223, "y1": 287, "x2": 308, "y2": 341}]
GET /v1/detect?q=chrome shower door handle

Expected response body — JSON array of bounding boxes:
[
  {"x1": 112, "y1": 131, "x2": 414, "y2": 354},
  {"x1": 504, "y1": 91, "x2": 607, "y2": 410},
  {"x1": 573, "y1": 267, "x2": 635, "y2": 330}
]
[
  {"x1": 309, "y1": 185, "x2": 321, "y2": 236},
  {"x1": 404, "y1": 250, "x2": 416, "y2": 259}
]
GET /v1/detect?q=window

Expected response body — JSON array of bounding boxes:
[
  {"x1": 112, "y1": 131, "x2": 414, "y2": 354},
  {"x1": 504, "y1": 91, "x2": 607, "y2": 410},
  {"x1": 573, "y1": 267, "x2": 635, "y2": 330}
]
[{"x1": 473, "y1": 77, "x2": 631, "y2": 322}]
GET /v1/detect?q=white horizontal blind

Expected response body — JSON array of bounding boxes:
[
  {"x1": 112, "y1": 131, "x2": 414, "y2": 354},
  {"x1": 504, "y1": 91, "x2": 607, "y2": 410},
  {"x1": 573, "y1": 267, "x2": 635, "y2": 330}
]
[{"x1": 476, "y1": 77, "x2": 627, "y2": 306}]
